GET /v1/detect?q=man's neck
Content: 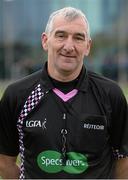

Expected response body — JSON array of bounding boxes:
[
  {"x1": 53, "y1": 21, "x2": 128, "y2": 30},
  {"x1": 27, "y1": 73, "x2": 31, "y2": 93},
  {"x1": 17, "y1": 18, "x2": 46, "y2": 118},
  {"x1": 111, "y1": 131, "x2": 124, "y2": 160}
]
[{"x1": 48, "y1": 68, "x2": 82, "y2": 82}]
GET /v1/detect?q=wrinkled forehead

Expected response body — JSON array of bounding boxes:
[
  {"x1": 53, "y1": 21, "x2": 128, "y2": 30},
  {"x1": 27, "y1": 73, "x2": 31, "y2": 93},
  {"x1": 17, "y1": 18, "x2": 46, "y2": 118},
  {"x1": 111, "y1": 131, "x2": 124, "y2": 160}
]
[{"x1": 51, "y1": 15, "x2": 88, "y2": 33}]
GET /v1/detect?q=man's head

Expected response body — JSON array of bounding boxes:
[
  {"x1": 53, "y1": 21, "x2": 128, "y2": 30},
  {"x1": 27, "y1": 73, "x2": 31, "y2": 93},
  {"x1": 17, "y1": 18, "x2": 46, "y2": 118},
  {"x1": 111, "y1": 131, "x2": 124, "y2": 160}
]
[
  {"x1": 45, "y1": 7, "x2": 91, "y2": 39},
  {"x1": 41, "y1": 7, "x2": 92, "y2": 81}
]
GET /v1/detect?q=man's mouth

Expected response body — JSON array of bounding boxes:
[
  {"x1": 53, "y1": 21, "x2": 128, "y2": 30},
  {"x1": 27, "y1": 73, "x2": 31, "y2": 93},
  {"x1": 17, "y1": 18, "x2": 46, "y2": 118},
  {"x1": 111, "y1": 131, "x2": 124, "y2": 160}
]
[{"x1": 60, "y1": 54, "x2": 76, "y2": 58}]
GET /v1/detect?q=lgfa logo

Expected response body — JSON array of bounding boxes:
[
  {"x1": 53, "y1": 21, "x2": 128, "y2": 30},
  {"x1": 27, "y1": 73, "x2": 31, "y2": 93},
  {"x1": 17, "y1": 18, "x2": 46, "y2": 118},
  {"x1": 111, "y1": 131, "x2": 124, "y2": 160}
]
[
  {"x1": 37, "y1": 150, "x2": 88, "y2": 174},
  {"x1": 26, "y1": 119, "x2": 47, "y2": 129}
]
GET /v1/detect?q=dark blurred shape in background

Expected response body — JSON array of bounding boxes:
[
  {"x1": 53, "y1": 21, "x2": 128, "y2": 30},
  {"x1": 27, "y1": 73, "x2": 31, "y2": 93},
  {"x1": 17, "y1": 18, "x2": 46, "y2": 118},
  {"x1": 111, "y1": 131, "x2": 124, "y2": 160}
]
[{"x1": 0, "y1": 0, "x2": 128, "y2": 85}]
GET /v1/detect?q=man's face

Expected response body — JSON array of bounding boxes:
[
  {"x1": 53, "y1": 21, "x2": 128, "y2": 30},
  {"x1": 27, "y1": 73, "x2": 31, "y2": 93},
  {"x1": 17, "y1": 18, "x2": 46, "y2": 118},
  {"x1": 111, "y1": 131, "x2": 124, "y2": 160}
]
[{"x1": 42, "y1": 15, "x2": 91, "y2": 79}]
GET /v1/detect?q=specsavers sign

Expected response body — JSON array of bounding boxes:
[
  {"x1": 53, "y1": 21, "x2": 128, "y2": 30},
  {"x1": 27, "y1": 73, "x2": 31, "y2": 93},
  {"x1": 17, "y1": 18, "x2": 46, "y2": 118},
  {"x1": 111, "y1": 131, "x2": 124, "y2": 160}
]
[{"x1": 37, "y1": 150, "x2": 88, "y2": 174}]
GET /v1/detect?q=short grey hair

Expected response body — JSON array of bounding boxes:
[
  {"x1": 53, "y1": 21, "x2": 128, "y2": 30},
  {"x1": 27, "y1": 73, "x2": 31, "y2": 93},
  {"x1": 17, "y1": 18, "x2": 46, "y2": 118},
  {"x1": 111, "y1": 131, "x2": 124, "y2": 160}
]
[{"x1": 45, "y1": 7, "x2": 91, "y2": 39}]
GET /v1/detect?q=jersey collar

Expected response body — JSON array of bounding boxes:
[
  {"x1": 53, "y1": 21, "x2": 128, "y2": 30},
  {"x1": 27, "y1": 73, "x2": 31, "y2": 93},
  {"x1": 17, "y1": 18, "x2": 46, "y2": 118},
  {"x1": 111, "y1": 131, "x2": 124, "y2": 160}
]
[{"x1": 40, "y1": 62, "x2": 89, "y2": 93}]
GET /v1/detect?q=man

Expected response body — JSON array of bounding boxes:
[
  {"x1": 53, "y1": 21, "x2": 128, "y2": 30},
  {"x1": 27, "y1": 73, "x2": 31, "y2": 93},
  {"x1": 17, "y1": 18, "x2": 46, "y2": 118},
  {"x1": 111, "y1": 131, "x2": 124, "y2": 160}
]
[{"x1": 0, "y1": 7, "x2": 128, "y2": 179}]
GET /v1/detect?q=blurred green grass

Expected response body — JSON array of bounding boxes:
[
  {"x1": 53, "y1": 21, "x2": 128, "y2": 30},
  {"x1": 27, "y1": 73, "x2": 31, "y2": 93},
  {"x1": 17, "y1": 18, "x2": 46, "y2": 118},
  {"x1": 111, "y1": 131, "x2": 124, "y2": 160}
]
[
  {"x1": 121, "y1": 85, "x2": 128, "y2": 102},
  {"x1": 0, "y1": 88, "x2": 4, "y2": 99}
]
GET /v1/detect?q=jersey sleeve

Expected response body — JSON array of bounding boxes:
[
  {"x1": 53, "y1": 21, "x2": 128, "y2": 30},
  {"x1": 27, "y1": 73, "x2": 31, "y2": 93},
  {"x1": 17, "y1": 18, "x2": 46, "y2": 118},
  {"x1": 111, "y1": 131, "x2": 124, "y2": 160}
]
[
  {"x1": 110, "y1": 85, "x2": 128, "y2": 159},
  {"x1": 0, "y1": 86, "x2": 19, "y2": 156}
]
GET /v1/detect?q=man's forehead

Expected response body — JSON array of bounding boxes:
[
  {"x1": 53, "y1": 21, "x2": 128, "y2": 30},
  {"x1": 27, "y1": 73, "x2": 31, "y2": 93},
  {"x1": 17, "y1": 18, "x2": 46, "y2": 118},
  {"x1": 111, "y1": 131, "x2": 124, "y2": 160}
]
[
  {"x1": 52, "y1": 16, "x2": 87, "y2": 34},
  {"x1": 53, "y1": 15, "x2": 87, "y2": 27}
]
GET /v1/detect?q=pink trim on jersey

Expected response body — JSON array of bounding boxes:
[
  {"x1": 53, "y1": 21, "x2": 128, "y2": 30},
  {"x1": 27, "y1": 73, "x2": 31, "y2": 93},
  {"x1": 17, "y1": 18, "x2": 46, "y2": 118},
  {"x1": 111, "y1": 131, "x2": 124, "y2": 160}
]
[{"x1": 53, "y1": 88, "x2": 78, "y2": 102}]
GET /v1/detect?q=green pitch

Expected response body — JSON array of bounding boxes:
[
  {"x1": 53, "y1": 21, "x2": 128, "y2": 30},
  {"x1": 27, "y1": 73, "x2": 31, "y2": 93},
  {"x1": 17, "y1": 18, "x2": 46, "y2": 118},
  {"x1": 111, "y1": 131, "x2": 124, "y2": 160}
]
[
  {"x1": 0, "y1": 88, "x2": 4, "y2": 99},
  {"x1": 122, "y1": 86, "x2": 128, "y2": 102}
]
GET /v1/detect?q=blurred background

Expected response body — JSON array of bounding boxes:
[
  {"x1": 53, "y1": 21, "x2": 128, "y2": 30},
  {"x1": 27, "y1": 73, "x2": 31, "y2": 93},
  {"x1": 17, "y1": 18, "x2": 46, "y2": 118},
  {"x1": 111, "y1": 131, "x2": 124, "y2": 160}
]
[{"x1": 0, "y1": 0, "x2": 128, "y2": 99}]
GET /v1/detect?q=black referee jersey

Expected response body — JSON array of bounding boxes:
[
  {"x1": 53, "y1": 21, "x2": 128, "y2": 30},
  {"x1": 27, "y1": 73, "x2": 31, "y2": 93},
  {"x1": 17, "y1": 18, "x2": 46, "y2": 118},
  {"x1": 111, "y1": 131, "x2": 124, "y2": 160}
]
[{"x1": 0, "y1": 63, "x2": 128, "y2": 179}]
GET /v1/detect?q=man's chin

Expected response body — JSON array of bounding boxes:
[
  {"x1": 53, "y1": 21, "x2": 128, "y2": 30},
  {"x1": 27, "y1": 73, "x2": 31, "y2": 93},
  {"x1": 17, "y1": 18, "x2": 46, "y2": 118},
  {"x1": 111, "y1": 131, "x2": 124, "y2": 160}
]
[{"x1": 59, "y1": 66, "x2": 75, "y2": 73}]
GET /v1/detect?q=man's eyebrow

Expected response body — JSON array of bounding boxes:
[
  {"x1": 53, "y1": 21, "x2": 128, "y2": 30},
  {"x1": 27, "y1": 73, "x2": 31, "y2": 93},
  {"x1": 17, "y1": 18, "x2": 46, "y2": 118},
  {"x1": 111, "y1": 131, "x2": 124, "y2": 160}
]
[
  {"x1": 75, "y1": 32, "x2": 86, "y2": 38},
  {"x1": 55, "y1": 30, "x2": 66, "y2": 35},
  {"x1": 54, "y1": 30, "x2": 86, "y2": 38}
]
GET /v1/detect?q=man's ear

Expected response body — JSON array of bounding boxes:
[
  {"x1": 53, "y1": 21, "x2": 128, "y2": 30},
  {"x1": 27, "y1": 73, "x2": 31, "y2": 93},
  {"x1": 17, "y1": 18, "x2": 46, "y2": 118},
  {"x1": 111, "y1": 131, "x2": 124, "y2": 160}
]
[
  {"x1": 41, "y1": 33, "x2": 48, "y2": 51},
  {"x1": 84, "y1": 39, "x2": 92, "y2": 56}
]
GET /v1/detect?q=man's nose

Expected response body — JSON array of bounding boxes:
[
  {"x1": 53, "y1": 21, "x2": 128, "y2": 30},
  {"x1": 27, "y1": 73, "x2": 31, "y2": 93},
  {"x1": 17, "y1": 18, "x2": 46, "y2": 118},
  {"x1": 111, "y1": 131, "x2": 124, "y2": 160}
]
[{"x1": 63, "y1": 38, "x2": 75, "y2": 52}]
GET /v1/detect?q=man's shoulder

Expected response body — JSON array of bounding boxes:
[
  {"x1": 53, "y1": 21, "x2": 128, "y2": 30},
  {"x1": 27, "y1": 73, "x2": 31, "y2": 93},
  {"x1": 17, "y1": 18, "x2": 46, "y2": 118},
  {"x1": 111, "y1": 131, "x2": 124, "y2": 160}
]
[
  {"x1": 8, "y1": 69, "x2": 42, "y2": 91},
  {"x1": 88, "y1": 70, "x2": 118, "y2": 87},
  {"x1": 87, "y1": 70, "x2": 123, "y2": 97},
  {"x1": 2, "y1": 69, "x2": 43, "y2": 102}
]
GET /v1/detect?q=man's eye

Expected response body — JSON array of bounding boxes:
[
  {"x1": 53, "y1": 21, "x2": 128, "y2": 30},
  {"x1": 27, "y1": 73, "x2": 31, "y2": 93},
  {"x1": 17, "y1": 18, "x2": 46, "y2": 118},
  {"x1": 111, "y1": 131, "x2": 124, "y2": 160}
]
[
  {"x1": 58, "y1": 35, "x2": 64, "y2": 38},
  {"x1": 75, "y1": 36, "x2": 85, "y2": 41},
  {"x1": 56, "y1": 33, "x2": 65, "y2": 39}
]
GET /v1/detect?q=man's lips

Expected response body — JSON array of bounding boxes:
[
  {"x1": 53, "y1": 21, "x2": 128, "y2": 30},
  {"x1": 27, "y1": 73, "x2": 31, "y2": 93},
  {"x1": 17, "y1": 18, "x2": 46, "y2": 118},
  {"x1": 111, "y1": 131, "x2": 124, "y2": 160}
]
[{"x1": 60, "y1": 54, "x2": 76, "y2": 58}]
